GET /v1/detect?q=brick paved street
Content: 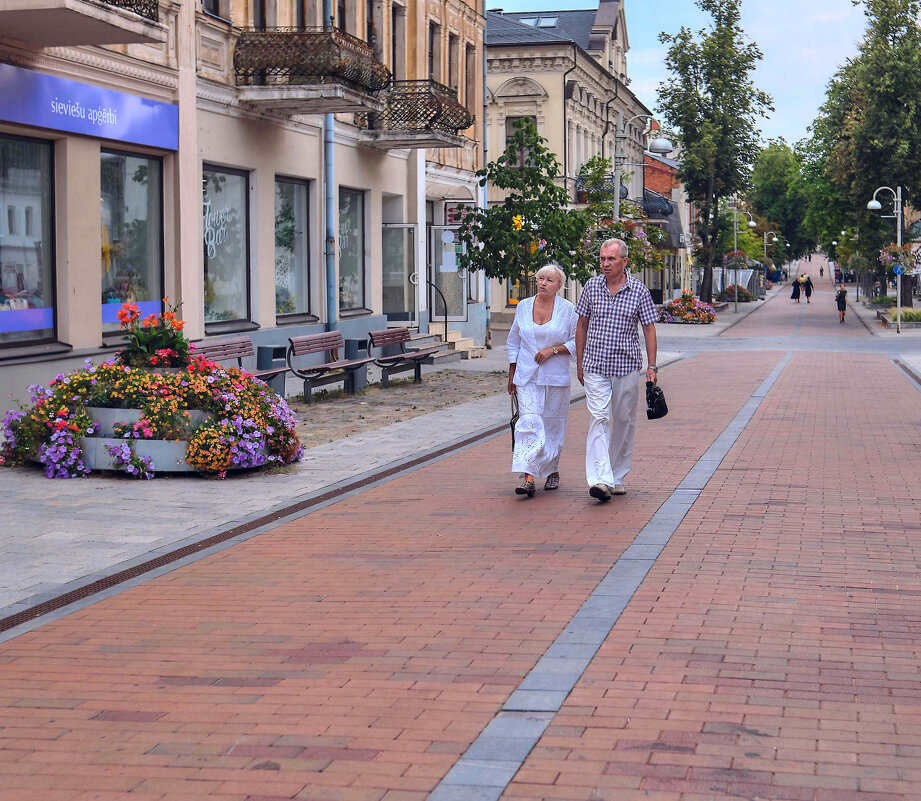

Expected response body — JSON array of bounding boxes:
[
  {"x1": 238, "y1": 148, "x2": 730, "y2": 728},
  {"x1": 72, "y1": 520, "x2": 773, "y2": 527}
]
[{"x1": 2, "y1": 271, "x2": 921, "y2": 800}]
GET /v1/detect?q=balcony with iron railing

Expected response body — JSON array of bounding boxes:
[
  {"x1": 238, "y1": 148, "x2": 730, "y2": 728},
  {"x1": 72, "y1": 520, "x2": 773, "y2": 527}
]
[
  {"x1": 234, "y1": 27, "x2": 391, "y2": 115},
  {"x1": 359, "y1": 80, "x2": 474, "y2": 149},
  {"x1": 0, "y1": 0, "x2": 166, "y2": 46}
]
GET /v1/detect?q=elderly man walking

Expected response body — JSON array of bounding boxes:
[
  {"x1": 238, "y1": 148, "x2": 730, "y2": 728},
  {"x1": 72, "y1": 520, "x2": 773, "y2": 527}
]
[{"x1": 575, "y1": 238, "x2": 658, "y2": 502}]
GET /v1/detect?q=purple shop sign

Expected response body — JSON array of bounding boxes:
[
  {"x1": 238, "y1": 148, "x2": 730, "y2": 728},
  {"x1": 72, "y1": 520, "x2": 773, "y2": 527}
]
[
  {"x1": 0, "y1": 307, "x2": 54, "y2": 334},
  {"x1": 0, "y1": 63, "x2": 178, "y2": 151},
  {"x1": 101, "y1": 299, "x2": 160, "y2": 325}
]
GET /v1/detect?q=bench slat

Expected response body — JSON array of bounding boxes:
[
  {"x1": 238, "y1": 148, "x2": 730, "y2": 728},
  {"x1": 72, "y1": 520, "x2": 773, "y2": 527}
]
[{"x1": 289, "y1": 331, "x2": 344, "y2": 357}]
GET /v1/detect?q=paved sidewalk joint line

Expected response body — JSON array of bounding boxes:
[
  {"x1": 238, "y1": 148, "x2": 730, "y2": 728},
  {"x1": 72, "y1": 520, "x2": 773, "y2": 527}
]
[{"x1": 428, "y1": 351, "x2": 794, "y2": 801}]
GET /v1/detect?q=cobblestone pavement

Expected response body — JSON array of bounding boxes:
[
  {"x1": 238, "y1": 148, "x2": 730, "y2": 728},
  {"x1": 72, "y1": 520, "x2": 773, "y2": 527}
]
[{"x1": 2, "y1": 267, "x2": 921, "y2": 799}]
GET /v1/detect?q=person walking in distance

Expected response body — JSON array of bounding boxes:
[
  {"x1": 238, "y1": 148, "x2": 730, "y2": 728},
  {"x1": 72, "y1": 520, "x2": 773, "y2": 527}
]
[
  {"x1": 804, "y1": 274, "x2": 814, "y2": 303},
  {"x1": 575, "y1": 238, "x2": 658, "y2": 503},
  {"x1": 835, "y1": 282, "x2": 848, "y2": 323}
]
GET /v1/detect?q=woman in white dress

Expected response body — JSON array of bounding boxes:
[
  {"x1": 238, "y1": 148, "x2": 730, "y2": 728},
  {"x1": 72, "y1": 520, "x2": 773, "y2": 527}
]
[{"x1": 506, "y1": 264, "x2": 577, "y2": 497}]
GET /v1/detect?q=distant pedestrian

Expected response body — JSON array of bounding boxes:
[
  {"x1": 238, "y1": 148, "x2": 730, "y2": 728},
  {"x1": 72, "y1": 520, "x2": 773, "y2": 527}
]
[
  {"x1": 804, "y1": 275, "x2": 814, "y2": 303},
  {"x1": 819, "y1": 266, "x2": 824, "y2": 277},
  {"x1": 835, "y1": 283, "x2": 848, "y2": 323},
  {"x1": 507, "y1": 264, "x2": 577, "y2": 497},
  {"x1": 575, "y1": 238, "x2": 658, "y2": 503},
  {"x1": 791, "y1": 280, "x2": 801, "y2": 303}
]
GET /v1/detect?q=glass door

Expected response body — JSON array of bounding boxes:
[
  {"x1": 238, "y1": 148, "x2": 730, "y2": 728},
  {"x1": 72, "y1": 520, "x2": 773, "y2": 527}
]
[
  {"x1": 428, "y1": 225, "x2": 467, "y2": 322},
  {"x1": 381, "y1": 224, "x2": 416, "y2": 320}
]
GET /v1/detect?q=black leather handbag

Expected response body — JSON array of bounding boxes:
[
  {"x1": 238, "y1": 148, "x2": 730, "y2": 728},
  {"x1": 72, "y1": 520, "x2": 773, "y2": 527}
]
[{"x1": 646, "y1": 381, "x2": 668, "y2": 420}]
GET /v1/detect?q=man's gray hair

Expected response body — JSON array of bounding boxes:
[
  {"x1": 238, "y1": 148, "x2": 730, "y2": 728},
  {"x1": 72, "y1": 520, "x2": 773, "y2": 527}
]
[
  {"x1": 601, "y1": 237, "x2": 630, "y2": 259},
  {"x1": 536, "y1": 263, "x2": 567, "y2": 284}
]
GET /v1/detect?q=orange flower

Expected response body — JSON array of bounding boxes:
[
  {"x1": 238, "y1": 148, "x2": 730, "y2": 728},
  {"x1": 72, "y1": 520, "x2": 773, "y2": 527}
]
[
  {"x1": 116, "y1": 302, "x2": 141, "y2": 325},
  {"x1": 141, "y1": 313, "x2": 159, "y2": 328}
]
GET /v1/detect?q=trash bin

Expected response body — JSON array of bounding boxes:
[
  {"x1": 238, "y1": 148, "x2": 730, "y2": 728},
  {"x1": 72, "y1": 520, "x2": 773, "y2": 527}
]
[
  {"x1": 344, "y1": 338, "x2": 368, "y2": 392},
  {"x1": 256, "y1": 345, "x2": 288, "y2": 396}
]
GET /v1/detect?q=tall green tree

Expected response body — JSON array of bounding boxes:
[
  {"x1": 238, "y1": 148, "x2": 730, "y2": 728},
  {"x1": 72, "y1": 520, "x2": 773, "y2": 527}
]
[
  {"x1": 457, "y1": 118, "x2": 588, "y2": 282},
  {"x1": 748, "y1": 141, "x2": 812, "y2": 259},
  {"x1": 801, "y1": 0, "x2": 921, "y2": 303},
  {"x1": 657, "y1": 0, "x2": 773, "y2": 302}
]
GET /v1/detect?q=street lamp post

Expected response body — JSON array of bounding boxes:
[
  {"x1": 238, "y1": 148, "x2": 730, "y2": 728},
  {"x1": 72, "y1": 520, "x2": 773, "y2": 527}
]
[
  {"x1": 762, "y1": 232, "x2": 778, "y2": 300},
  {"x1": 867, "y1": 185, "x2": 903, "y2": 333},
  {"x1": 731, "y1": 202, "x2": 757, "y2": 313},
  {"x1": 839, "y1": 229, "x2": 860, "y2": 300},
  {"x1": 612, "y1": 113, "x2": 673, "y2": 221}
]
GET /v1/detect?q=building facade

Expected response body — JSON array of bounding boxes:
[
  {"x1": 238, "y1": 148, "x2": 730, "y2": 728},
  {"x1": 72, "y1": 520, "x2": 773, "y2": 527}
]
[
  {"x1": 0, "y1": 0, "x2": 486, "y2": 399},
  {"x1": 483, "y1": 0, "x2": 653, "y2": 317}
]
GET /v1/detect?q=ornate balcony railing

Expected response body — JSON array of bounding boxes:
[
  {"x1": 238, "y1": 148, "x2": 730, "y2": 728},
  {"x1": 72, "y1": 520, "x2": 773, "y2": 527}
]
[
  {"x1": 366, "y1": 80, "x2": 474, "y2": 134},
  {"x1": 234, "y1": 27, "x2": 391, "y2": 94},
  {"x1": 101, "y1": 0, "x2": 159, "y2": 21}
]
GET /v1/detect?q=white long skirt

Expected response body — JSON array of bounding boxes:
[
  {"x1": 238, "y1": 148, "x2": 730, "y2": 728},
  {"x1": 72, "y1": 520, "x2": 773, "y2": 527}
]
[{"x1": 511, "y1": 382, "x2": 571, "y2": 479}]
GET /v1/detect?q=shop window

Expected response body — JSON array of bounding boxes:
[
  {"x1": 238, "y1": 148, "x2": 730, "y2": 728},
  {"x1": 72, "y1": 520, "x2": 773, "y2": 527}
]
[
  {"x1": 203, "y1": 166, "x2": 250, "y2": 326},
  {"x1": 0, "y1": 135, "x2": 54, "y2": 346},
  {"x1": 275, "y1": 178, "x2": 311, "y2": 319},
  {"x1": 101, "y1": 151, "x2": 163, "y2": 334},
  {"x1": 338, "y1": 188, "x2": 365, "y2": 311}
]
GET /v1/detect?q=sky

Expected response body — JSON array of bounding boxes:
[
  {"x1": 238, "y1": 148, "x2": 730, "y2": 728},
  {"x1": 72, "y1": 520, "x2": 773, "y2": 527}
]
[{"x1": 493, "y1": 0, "x2": 868, "y2": 145}]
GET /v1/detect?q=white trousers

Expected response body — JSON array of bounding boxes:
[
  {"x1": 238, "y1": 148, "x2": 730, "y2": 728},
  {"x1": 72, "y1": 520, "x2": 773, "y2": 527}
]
[
  {"x1": 511, "y1": 383, "x2": 571, "y2": 479},
  {"x1": 583, "y1": 370, "x2": 640, "y2": 487}
]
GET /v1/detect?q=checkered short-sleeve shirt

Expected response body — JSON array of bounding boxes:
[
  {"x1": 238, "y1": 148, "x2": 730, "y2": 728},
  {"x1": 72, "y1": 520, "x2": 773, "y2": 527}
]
[{"x1": 575, "y1": 274, "x2": 658, "y2": 377}]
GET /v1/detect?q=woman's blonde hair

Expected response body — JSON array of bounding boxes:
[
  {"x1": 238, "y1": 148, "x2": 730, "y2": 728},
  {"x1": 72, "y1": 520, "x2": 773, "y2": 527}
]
[{"x1": 536, "y1": 263, "x2": 566, "y2": 285}]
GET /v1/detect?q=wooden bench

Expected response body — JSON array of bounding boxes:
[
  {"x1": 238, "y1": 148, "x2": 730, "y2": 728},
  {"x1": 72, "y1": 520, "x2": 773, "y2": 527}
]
[
  {"x1": 286, "y1": 331, "x2": 374, "y2": 402},
  {"x1": 194, "y1": 335, "x2": 289, "y2": 383},
  {"x1": 366, "y1": 327, "x2": 444, "y2": 388}
]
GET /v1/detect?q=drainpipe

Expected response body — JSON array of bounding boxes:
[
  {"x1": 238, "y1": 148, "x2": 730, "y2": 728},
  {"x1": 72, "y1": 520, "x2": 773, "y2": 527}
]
[
  {"x1": 561, "y1": 44, "x2": 577, "y2": 199},
  {"x1": 601, "y1": 82, "x2": 619, "y2": 159},
  {"x1": 482, "y1": 39, "x2": 491, "y2": 346},
  {"x1": 323, "y1": 2, "x2": 337, "y2": 330}
]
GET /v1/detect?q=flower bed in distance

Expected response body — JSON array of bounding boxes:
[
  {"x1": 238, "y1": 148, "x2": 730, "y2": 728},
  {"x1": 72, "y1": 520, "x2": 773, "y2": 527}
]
[{"x1": 658, "y1": 290, "x2": 716, "y2": 324}]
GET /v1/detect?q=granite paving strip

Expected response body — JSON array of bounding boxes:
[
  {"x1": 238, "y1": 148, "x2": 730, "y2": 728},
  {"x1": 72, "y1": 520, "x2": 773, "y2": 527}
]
[
  {"x1": 503, "y1": 350, "x2": 921, "y2": 800},
  {"x1": 0, "y1": 352, "x2": 779, "y2": 801},
  {"x1": 427, "y1": 354, "x2": 792, "y2": 801}
]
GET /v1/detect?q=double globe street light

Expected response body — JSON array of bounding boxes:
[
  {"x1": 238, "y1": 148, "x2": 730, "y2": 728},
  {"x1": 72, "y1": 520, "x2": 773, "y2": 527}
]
[
  {"x1": 867, "y1": 185, "x2": 904, "y2": 333},
  {"x1": 611, "y1": 113, "x2": 673, "y2": 221},
  {"x1": 730, "y1": 202, "x2": 756, "y2": 313}
]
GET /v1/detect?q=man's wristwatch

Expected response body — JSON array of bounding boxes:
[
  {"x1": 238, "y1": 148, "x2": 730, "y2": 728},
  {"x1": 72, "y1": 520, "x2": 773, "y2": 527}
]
[
  {"x1": 648, "y1": 365, "x2": 658, "y2": 373},
  {"x1": 552, "y1": 346, "x2": 559, "y2": 355}
]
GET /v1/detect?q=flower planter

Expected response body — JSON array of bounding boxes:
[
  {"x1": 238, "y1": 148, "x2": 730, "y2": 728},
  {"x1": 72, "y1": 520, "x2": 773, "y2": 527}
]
[
  {"x1": 86, "y1": 406, "x2": 214, "y2": 436},
  {"x1": 80, "y1": 437, "x2": 196, "y2": 473}
]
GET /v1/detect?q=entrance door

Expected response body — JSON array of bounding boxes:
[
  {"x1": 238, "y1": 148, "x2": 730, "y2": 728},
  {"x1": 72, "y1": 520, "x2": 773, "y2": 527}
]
[
  {"x1": 381, "y1": 224, "x2": 416, "y2": 320},
  {"x1": 428, "y1": 225, "x2": 467, "y2": 322}
]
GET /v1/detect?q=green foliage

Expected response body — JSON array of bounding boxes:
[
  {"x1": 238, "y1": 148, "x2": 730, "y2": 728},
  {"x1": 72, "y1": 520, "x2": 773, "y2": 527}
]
[
  {"x1": 457, "y1": 118, "x2": 589, "y2": 282},
  {"x1": 800, "y1": 0, "x2": 921, "y2": 306},
  {"x1": 657, "y1": 0, "x2": 773, "y2": 301},
  {"x1": 577, "y1": 156, "x2": 666, "y2": 274},
  {"x1": 748, "y1": 141, "x2": 812, "y2": 259}
]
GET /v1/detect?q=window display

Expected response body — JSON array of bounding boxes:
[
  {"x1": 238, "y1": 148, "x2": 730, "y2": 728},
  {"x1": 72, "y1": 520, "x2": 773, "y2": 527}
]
[
  {"x1": 275, "y1": 179, "x2": 310, "y2": 318},
  {"x1": 203, "y1": 167, "x2": 249, "y2": 324},
  {"x1": 101, "y1": 151, "x2": 163, "y2": 333},
  {"x1": 0, "y1": 135, "x2": 54, "y2": 345},
  {"x1": 339, "y1": 188, "x2": 365, "y2": 311}
]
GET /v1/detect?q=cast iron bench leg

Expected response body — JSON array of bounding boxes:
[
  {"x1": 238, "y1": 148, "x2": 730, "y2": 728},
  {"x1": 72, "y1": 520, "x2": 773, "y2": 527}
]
[
  {"x1": 414, "y1": 362, "x2": 422, "y2": 383},
  {"x1": 303, "y1": 378, "x2": 313, "y2": 404}
]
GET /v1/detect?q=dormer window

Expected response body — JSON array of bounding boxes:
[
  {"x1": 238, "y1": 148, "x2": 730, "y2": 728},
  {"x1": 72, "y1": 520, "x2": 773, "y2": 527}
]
[
  {"x1": 520, "y1": 17, "x2": 537, "y2": 26},
  {"x1": 537, "y1": 16, "x2": 557, "y2": 26}
]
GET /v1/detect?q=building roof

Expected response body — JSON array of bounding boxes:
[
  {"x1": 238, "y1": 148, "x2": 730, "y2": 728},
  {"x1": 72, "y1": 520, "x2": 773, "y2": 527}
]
[
  {"x1": 645, "y1": 152, "x2": 680, "y2": 170},
  {"x1": 485, "y1": 10, "x2": 573, "y2": 46},
  {"x1": 487, "y1": 9, "x2": 598, "y2": 50}
]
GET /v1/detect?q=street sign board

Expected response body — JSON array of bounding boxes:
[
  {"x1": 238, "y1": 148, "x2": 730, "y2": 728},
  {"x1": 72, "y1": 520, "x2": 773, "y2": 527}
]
[{"x1": 893, "y1": 264, "x2": 905, "y2": 275}]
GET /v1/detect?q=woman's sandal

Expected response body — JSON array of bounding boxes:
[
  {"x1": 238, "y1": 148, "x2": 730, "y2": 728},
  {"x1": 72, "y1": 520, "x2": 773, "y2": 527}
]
[
  {"x1": 515, "y1": 477, "x2": 536, "y2": 497},
  {"x1": 544, "y1": 473, "x2": 560, "y2": 490}
]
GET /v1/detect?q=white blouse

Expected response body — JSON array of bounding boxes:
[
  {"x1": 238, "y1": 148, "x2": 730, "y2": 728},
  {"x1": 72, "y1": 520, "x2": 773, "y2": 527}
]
[{"x1": 506, "y1": 295, "x2": 577, "y2": 387}]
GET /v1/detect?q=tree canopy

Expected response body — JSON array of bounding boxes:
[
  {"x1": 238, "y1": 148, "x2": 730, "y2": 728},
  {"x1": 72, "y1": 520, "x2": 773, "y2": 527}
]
[
  {"x1": 457, "y1": 118, "x2": 588, "y2": 282},
  {"x1": 657, "y1": 0, "x2": 772, "y2": 302}
]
